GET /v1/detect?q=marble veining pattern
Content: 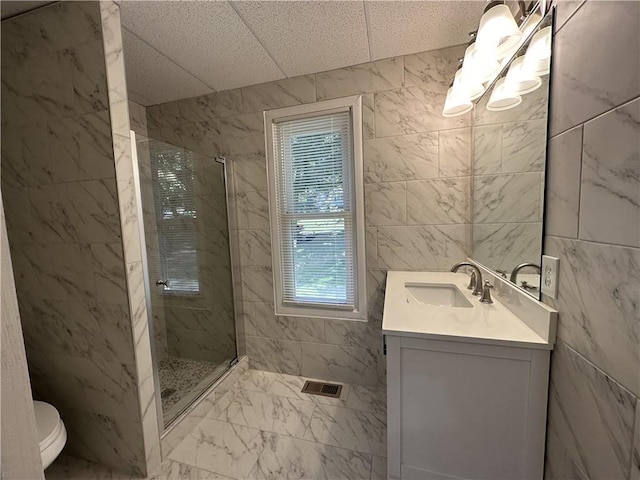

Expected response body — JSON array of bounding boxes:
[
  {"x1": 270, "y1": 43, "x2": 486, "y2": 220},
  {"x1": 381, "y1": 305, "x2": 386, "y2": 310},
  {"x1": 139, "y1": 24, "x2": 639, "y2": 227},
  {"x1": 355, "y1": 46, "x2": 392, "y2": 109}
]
[
  {"x1": 546, "y1": 342, "x2": 636, "y2": 478},
  {"x1": 48, "y1": 369, "x2": 387, "y2": 480},
  {"x1": 579, "y1": 98, "x2": 640, "y2": 248}
]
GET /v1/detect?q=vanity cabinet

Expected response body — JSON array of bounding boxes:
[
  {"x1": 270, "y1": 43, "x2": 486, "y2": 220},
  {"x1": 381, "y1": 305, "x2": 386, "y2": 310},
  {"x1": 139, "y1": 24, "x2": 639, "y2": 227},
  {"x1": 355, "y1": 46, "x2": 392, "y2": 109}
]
[{"x1": 385, "y1": 335, "x2": 550, "y2": 480}]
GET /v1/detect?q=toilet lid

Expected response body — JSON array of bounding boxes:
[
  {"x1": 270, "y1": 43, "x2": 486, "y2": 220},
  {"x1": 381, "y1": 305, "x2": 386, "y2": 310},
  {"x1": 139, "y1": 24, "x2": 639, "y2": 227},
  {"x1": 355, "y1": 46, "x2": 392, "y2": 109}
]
[{"x1": 33, "y1": 401, "x2": 61, "y2": 449}]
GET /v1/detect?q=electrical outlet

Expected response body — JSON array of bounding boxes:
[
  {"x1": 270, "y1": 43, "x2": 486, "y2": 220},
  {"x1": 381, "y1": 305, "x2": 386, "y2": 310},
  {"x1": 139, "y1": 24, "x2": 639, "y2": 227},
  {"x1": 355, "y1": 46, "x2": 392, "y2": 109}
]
[{"x1": 541, "y1": 255, "x2": 559, "y2": 298}]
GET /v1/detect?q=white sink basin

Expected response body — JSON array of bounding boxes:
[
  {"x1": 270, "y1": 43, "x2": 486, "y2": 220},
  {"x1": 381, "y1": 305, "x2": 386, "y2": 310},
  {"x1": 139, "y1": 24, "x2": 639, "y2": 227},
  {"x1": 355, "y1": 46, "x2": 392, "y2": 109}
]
[{"x1": 405, "y1": 283, "x2": 472, "y2": 308}]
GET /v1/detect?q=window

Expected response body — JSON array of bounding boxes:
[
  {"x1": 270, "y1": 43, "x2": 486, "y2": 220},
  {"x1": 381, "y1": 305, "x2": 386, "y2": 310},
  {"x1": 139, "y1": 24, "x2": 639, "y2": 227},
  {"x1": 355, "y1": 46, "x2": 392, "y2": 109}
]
[
  {"x1": 150, "y1": 142, "x2": 200, "y2": 294},
  {"x1": 265, "y1": 96, "x2": 367, "y2": 320}
]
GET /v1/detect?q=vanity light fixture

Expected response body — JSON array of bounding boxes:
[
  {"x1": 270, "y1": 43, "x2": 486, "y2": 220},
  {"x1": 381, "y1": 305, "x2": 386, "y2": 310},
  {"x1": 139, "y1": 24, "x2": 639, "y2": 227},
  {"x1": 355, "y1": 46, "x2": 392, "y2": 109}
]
[
  {"x1": 486, "y1": 77, "x2": 522, "y2": 111},
  {"x1": 462, "y1": 41, "x2": 501, "y2": 84},
  {"x1": 475, "y1": 2, "x2": 523, "y2": 60},
  {"x1": 455, "y1": 69, "x2": 485, "y2": 101},
  {"x1": 442, "y1": 81, "x2": 474, "y2": 117},
  {"x1": 505, "y1": 56, "x2": 542, "y2": 95},
  {"x1": 524, "y1": 26, "x2": 552, "y2": 75}
]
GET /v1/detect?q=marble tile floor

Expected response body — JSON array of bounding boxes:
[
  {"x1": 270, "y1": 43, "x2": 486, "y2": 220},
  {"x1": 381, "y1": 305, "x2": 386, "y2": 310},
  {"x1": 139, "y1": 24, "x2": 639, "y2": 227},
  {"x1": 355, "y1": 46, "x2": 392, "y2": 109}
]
[
  {"x1": 158, "y1": 356, "x2": 229, "y2": 424},
  {"x1": 46, "y1": 369, "x2": 388, "y2": 479}
]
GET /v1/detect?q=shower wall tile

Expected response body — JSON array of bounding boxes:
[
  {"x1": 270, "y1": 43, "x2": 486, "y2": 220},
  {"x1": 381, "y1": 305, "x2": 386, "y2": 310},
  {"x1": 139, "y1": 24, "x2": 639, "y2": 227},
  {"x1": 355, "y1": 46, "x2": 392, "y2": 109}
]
[
  {"x1": 233, "y1": 152, "x2": 268, "y2": 193},
  {"x1": 364, "y1": 132, "x2": 438, "y2": 183},
  {"x1": 403, "y1": 44, "x2": 464, "y2": 90},
  {"x1": 473, "y1": 172, "x2": 542, "y2": 224},
  {"x1": 438, "y1": 127, "x2": 471, "y2": 177},
  {"x1": 316, "y1": 57, "x2": 404, "y2": 100},
  {"x1": 239, "y1": 229, "x2": 272, "y2": 267},
  {"x1": 251, "y1": 302, "x2": 325, "y2": 343},
  {"x1": 473, "y1": 124, "x2": 503, "y2": 175},
  {"x1": 48, "y1": 111, "x2": 115, "y2": 183},
  {"x1": 544, "y1": 236, "x2": 640, "y2": 397},
  {"x1": 129, "y1": 100, "x2": 148, "y2": 134},
  {"x1": 178, "y1": 93, "x2": 217, "y2": 123},
  {"x1": 1, "y1": 123, "x2": 52, "y2": 187},
  {"x1": 365, "y1": 182, "x2": 407, "y2": 226},
  {"x1": 242, "y1": 75, "x2": 316, "y2": 113},
  {"x1": 549, "y1": 1, "x2": 640, "y2": 136},
  {"x1": 546, "y1": 341, "x2": 636, "y2": 479},
  {"x1": 221, "y1": 112, "x2": 265, "y2": 155},
  {"x1": 301, "y1": 343, "x2": 377, "y2": 386},
  {"x1": 212, "y1": 88, "x2": 243, "y2": 118},
  {"x1": 247, "y1": 336, "x2": 303, "y2": 375},
  {"x1": 545, "y1": 125, "x2": 582, "y2": 239},
  {"x1": 579, "y1": 98, "x2": 640, "y2": 248},
  {"x1": 236, "y1": 191, "x2": 270, "y2": 230},
  {"x1": 377, "y1": 225, "x2": 469, "y2": 271},
  {"x1": 632, "y1": 400, "x2": 640, "y2": 479},
  {"x1": 502, "y1": 119, "x2": 547, "y2": 173},
  {"x1": 375, "y1": 85, "x2": 471, "y2": 137},
  {"x1": 67, "y1": 39, "x2": 109, "y2": 114},
  {"x1": 472, "y1": 223, "x2": 542, "y2": 274},
  {"x1": 90, "y1": 242, "x2": 128, "y2": 305},
  {"x1": 406, "y1": 177, "x2": 470, "y2": 225},
  {"x1": 167, "y1": 327, "x2": 235, "y2": 364}
]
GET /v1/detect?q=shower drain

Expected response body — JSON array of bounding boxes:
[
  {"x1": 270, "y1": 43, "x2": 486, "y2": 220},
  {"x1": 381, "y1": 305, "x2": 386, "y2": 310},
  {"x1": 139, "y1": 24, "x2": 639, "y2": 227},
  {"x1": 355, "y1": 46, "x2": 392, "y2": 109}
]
[
  {"x1": 161, "y1": 388, "x2": 176, "y2": 399},
  {"x1": 301, "y1": 380, "x2": 343, "y2": 398}
]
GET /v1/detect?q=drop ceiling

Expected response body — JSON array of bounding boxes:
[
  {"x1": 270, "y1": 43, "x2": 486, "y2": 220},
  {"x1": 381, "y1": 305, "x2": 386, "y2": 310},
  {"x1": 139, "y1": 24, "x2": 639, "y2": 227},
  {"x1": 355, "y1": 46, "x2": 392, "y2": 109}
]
[{"x1": 120, "y1": 0, "x2": 488, "y2": 106}]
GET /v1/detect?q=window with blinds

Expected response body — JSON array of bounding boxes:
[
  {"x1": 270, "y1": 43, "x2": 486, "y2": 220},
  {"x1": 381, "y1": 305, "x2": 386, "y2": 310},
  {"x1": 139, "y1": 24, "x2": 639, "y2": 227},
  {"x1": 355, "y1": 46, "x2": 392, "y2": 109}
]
[
  {"x1": 150, "y1": 142, "x2": 200, "y2": 294},
  {"x1": 265, "y1": 96, "x2": 367, "y2": 321}
]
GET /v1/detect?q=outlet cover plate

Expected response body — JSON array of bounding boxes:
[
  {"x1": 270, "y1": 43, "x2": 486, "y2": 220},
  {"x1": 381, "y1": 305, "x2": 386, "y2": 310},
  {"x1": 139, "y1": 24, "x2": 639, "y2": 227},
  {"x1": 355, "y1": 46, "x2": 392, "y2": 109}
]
[{"x1": 541, "y1": 255, "x2": 559, "y2": 299}]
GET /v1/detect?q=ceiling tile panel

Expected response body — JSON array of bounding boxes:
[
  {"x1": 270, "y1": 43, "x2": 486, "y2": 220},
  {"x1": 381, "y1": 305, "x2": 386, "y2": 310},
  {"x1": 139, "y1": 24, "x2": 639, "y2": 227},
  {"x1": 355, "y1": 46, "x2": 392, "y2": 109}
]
[
  {"x1": 122, "y1": 28, "x2": 212, "y2": 106},
  {"x1": 120, "y1": 1, "x2": 284, "y2": 91},
  {"x1": 365, "y1": 1, "x2": 486, "y2": 61},
  {"x1": 231, "y1": 1, "x2": 370, "y2": 78}
]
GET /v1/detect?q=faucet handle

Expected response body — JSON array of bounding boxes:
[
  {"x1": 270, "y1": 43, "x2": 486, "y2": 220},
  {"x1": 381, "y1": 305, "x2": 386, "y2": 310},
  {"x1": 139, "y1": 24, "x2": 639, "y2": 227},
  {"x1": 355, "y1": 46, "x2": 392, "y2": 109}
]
[
  {"x1": 479, "y1": 281, "x2": 494, "y2": 304},
  {"x1": 467, "y1": 270, "x2": 477, "y2": 291}
]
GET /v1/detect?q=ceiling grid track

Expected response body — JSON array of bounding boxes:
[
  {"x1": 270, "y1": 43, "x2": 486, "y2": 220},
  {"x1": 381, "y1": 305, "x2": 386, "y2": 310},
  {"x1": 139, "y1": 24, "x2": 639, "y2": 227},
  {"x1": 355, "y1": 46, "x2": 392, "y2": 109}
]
[
  {"x1": 228, "y1": 1, "x2": 289, "y2": 79},
  {"x1": 362, "y1": 0, "x2": 374, "y2": 63}
]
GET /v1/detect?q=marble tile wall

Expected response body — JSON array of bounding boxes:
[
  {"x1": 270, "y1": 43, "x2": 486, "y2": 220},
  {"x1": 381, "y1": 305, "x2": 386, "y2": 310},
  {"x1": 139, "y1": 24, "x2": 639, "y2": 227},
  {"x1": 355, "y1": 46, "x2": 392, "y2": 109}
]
[
  {"x1": 1, "y1": 2, "x2": 158, "y2": 476},
  {"x1": 1, "y1": 197, "x2": 44, "y2": 479},
  {"x1": 146, "y1": 44, "x2": 472, "y2": 387},
  {"x1": 471, "y1": 78, "x2": 548, "y2": 274},
  {"x1": 542, "y1": 1, "x2": 640, "y2": 478}
]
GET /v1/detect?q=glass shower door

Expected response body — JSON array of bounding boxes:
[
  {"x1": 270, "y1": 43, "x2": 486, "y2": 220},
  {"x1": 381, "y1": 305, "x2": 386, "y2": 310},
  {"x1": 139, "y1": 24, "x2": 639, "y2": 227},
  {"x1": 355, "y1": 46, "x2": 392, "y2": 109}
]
[{"x1": 134, "y1": 134, "x2": 237, "y2": 427}]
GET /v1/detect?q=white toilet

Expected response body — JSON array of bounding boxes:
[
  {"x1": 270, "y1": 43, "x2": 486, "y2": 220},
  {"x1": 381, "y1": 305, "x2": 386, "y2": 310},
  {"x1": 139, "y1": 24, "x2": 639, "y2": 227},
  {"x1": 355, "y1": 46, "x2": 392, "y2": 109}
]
[{"x1": 33, "y1": 401, "x2": 67, "y2": 469}]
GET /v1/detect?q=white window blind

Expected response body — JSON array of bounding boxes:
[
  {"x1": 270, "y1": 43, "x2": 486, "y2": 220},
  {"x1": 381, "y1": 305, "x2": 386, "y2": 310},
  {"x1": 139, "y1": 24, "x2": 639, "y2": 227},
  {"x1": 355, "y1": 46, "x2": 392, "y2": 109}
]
[
  {"x1": 150, "y1": 142, "x2": 200, "y2": 294},
  {"x1": 269, "y1": 103, "x2": 364, "y2": 315}
]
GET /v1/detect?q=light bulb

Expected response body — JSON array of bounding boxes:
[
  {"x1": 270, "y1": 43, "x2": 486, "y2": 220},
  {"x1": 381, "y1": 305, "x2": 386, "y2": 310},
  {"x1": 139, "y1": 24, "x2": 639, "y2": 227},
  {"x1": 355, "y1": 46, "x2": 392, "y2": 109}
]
[
  {"x1": 462, "y1": 43, "x2": 500, "y2": 84},
  {"x1": 524, "y1": 26, "x2": 552, "y2": 76},
  {"x1": 505, "y1": 56, "x2": 542, "y2": 95},
  {"x1": 487, "y1": 77, "x2": 522, "y2": 111},
  {"x1": 442, "y1": 84, "x2": 473, "y2": 117},
  {"x1": 455, "y1": 69, "x2": 485, "y2": 101},
  {"x1": 476, "y1": 3, "x2": 523, "y2": 60}
]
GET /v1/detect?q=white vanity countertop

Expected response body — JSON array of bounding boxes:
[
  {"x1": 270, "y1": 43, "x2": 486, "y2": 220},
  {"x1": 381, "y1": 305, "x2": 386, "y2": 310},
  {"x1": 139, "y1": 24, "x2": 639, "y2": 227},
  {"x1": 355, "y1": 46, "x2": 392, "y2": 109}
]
[{"x1": 382, "y1": 271, "x2": 554, "y2": 350}]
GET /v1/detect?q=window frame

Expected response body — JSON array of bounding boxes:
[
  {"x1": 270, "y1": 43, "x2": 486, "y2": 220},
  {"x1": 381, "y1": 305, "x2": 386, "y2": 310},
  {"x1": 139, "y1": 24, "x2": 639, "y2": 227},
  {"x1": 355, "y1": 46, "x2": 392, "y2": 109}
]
[{"x1": 264, "y1": 95, "x2": 367, "y2": 321}]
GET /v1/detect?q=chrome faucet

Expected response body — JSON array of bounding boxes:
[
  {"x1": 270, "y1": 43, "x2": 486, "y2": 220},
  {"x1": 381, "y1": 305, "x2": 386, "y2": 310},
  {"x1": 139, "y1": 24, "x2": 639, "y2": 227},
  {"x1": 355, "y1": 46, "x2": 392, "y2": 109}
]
[
  {"x1": 509, "y1": 262, "x2": 541, "y2": 283},
  {"x1": 479, "y1": 281, "x2": 494, "y2": 304},
  {"x1": 450, "y1": 262, "x2": 483, "y2": 296}
]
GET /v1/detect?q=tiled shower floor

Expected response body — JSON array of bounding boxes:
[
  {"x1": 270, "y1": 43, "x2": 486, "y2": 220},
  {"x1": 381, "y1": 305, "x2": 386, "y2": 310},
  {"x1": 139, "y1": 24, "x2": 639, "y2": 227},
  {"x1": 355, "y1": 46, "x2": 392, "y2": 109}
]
[
  {"x1": 46, "y1": 369, "x2": 388, "y2": 480},
  {"x1": 158, "y1": 356, "x2": 227, "y2": 423}
]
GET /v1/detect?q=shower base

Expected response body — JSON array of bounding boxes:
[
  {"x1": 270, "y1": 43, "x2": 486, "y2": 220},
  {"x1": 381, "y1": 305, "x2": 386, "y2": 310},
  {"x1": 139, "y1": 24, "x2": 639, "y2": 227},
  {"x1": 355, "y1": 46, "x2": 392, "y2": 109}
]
[{"x1": 157, "y1": 356, "x2": 229, "y2": 426}]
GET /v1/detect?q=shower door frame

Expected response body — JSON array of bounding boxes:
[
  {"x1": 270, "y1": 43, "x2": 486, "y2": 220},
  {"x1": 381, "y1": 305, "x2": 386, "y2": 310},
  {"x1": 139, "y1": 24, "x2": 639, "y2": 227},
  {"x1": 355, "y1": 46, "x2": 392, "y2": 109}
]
[{"x1": 131, "y1": 131, "x2": 244, "y2": 435}]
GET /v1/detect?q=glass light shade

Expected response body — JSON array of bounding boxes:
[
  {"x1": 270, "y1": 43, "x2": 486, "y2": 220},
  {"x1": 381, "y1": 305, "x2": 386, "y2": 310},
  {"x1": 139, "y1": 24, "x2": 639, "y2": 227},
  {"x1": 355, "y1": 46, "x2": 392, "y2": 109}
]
[
  {"x1": 505, "y1": 56, "x2": 542, "y2": 95},
  {"x1": 524, "y1": 26, "x2": 552, "y2": 75},
  {"x1": 442, "y1": 85, "x2": 473, "y2": 117},
  {"x1": 463, "y1": 43, "x2": 501, "y2": 84},
  {"x1": 455, "y1": 69, "x2": 485, "y2": 101},
  {"x1": 476, "y1": 3, "x2": 523, "y2": 60},
  {"x1": 487, "y1": 77, "x2": 522, "y2": 111}
]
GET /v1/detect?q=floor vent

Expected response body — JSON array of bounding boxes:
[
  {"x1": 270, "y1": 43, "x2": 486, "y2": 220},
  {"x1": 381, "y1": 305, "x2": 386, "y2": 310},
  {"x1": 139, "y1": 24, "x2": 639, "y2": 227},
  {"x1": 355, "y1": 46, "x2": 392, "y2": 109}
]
[{"x1": 301, "y1": 380, "x2": 343, "y2": 398}]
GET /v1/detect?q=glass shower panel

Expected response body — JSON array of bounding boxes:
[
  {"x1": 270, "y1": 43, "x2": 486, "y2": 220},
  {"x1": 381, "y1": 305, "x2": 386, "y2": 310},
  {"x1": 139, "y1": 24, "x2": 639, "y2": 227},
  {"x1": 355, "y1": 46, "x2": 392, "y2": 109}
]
[{"x1": 135, "y1": 135, "x2": 237, "y2": 427}]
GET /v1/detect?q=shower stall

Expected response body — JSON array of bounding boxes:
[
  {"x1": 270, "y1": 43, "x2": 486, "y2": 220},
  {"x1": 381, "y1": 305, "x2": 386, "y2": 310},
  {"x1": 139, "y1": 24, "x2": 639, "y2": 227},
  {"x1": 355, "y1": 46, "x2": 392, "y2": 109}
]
[{"x1": 131, "y1": 132, "x2": 239, "y2": 428}]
